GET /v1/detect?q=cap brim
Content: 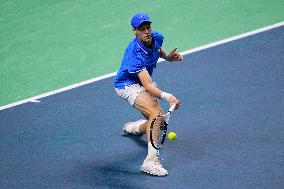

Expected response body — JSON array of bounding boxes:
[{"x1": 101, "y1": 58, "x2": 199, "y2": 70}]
[{"x1": 136, "y1": 21, "x2": 152, "y2": 29}]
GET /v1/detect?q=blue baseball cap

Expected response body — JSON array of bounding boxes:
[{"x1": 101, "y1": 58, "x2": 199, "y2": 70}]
[{"x1": 131, "y1": 13, "x2": 152, "y2": 29}]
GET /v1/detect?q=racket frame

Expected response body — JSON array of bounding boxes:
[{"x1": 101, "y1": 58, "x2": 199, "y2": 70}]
[{"x1": 149, "y1": 103, "x2": 176, "y2": 150}]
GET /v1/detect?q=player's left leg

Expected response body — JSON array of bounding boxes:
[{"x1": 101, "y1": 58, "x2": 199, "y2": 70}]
[
  {"x1": 122, "y1": 90, "x2": 161, "y2": 137},
  {"x1": 133, "y1": 90, "x2": 163, "y2": 143},
  {"x1": 134, "y1": 91, "x2": 168, "y2": 176}
]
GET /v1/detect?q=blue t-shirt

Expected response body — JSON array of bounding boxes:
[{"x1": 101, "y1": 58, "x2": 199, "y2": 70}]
[{"x1": 114, "y1": 31, "x2": 164, "y2": 89}]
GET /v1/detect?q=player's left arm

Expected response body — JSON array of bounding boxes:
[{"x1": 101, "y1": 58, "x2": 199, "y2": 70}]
[{"x1": 159, "y1": 47, "x2": 183, "y2": 62}]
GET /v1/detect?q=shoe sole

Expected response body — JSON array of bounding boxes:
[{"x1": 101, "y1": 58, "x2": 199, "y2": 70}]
[{"x1": 141, "y1": 166, "x2": 168, "y2": 176}]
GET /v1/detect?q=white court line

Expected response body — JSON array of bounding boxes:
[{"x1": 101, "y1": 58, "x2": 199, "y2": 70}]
[{"x1": 1, "y1": 21, "x2": 283, "y2": 111}]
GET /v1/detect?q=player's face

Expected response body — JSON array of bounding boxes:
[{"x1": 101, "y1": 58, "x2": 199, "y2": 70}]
[{"x1": 136, "y1": 23, "x2": 152, "y2": 46}]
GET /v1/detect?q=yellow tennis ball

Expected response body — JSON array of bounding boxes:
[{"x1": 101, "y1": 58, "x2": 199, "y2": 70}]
[{"x1": 168, "y1": 132, "x2": 177, "y2": 140}]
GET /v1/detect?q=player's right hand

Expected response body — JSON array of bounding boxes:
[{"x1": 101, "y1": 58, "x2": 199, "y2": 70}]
[{"x1": 169, "y1": 95, "x2": 180, "y2": 109}]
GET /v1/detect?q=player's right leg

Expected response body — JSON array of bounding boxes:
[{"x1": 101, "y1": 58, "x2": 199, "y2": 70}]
[
  {"x1": 122, "y1": 119, "x2": 147, "y2": 135},
  {"x1": 115, "y1": 84, "x2": 148, "y2": 135}
]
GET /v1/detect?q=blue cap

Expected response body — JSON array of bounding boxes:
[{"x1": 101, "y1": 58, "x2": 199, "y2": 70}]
[{"x1": 131, "y1": 13, "x2": 152, "y2": 29}]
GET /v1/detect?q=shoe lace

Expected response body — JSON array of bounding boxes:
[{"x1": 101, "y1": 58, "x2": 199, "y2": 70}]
[{"x1": 150, "y1": 157, "x2": 163, "y2": 168}]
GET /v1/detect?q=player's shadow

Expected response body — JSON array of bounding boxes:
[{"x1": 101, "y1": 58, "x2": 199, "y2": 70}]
[
  {"x1": 69, "y1": 135, "x2": 158, "y2": 188},
  {"x1": 121, "y1": 134, "x2": 147, "y2": 148},
  {"x1": 70, "y1": 150, "x2": 158, "y2": 189}
]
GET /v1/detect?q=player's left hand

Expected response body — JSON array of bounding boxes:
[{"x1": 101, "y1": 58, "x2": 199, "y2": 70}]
[{"x1": 166, "y1": 48, "x2": 183, "y2": 62}]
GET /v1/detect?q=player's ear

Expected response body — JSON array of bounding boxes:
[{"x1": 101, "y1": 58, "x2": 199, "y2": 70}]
[{"x1": 132, "y1": 28, "x2": 137, "y2": 36}]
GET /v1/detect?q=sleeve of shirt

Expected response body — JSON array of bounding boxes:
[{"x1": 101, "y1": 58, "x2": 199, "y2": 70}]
[
  {"x1": 128, "y1": 54, "x2": 146, "y2": 73},
  {"x1": 152, "y1": 31, "x2": 164, "y2": 48}
]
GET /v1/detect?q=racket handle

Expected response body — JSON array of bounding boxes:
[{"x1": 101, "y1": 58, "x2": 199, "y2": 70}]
[{"x1": 169, "y1": 103, "x2": 177, "y2": 112}]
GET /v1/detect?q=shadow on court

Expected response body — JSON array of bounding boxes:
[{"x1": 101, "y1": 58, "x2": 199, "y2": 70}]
[{"x1": 0, "y1": 27, "x2": 283, "y2": 189}]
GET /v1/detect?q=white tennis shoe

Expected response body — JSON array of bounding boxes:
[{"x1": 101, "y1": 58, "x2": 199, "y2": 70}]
[
  {"x1": 141, "y1": 156, "x2": 168, "y2": 176},
  {"x1": 123, "y1": 119, "x2": 147, "y2": 135}
]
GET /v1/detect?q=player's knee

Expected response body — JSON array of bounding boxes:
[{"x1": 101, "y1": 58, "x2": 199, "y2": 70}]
[{"x1": 148, "y1": 107, "x2": 162, "y2": 118}]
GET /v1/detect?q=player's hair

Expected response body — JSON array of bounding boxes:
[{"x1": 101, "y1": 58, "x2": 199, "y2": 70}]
[{"x1": 132, "y1": 28, "x2": 137, "y2": 36}]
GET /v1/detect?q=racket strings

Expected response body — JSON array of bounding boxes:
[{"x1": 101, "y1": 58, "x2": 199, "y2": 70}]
[{"x1": 151, "y1": 116, "x2": 166, "y2": 148}]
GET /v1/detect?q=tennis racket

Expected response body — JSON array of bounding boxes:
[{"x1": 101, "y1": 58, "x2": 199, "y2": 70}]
[{"x1": 150, "y1": 103, "x2": 177, "y2": 150}]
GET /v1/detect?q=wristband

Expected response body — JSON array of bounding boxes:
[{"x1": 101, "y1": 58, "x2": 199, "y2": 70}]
[{"x1": 161, "y1": 92, "x2": 173, "y2": 101}]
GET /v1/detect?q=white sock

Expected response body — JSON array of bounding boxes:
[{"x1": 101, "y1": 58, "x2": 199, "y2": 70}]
[{"x1": 147, "y1": 142, "x2": 158, "y2": 158}]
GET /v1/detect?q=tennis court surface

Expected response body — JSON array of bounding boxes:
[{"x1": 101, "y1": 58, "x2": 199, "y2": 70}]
[{"x1": 0, "y1": 26, "x2": 284, "y2": 189}]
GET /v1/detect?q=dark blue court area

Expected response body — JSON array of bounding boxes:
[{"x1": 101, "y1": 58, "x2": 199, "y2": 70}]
[{"x1": 1, "y1": 27, "x2": 284, "y2": 189}]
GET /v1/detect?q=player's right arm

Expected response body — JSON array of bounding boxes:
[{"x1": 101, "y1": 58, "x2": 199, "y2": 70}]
[{"x1": 137, "y1": 69, "x2": 180, "y2": 107}]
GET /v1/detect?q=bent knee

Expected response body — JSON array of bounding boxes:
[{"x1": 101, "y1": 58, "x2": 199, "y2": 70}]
[{"x1": 148, "y1": 107, "x2": 163, "y2": 118}]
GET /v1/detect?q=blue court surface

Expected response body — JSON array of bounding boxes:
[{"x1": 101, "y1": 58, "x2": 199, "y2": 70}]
[{"x1": 1, "y1": 26, "x2": 284, "y2": 189}]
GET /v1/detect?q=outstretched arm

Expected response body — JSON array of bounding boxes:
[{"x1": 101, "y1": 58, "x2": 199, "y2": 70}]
[
  {"x1": 160, "y1": 47, "x2": 183, "y2": 62},
  {"x1": 137, "y1": 69, "x2": 180, "y2": 107}
]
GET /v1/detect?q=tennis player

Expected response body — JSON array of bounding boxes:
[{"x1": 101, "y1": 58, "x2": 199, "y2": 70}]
[{"x1": 114, "y1": 13, "x2": 183, "y2": 176}]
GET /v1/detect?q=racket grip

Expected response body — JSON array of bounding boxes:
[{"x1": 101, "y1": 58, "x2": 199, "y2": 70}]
[{"x1": 169, "y1": 103, "x2": 177, "y2": 112}]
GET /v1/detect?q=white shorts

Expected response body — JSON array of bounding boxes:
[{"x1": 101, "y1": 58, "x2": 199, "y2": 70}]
[{"x1": 115, "y1": 84, "x2": 145, "y2": 106}]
